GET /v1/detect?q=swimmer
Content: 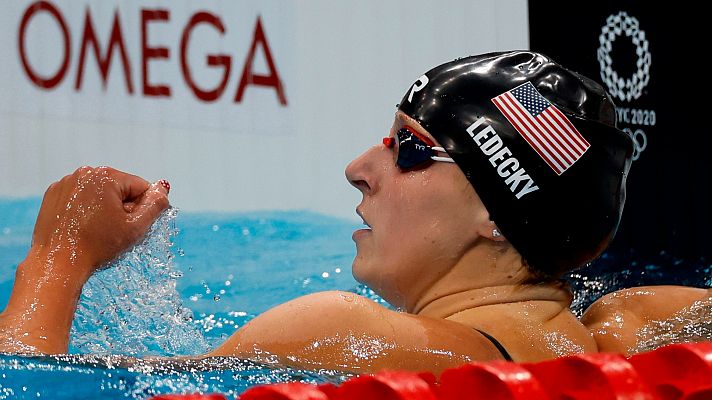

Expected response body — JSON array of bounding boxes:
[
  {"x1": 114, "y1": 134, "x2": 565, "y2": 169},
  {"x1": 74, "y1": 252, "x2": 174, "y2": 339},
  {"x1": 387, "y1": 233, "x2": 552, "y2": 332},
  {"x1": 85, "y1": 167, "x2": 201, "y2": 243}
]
[{"x1": 0, "y1": 51, "x2": 705, "y2": 373}]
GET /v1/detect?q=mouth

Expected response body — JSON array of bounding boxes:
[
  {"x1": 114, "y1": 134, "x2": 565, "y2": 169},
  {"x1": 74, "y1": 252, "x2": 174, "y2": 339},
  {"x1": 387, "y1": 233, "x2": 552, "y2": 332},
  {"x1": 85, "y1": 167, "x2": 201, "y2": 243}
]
[{"x1": 356, "y1": 208, "x2": 372, "y2": 229}]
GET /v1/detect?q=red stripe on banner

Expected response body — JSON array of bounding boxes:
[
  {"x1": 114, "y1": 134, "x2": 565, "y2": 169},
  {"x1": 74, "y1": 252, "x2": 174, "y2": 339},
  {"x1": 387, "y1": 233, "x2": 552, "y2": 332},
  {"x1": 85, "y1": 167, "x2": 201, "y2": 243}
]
[
  {"x1": 540, "y1": 110, "x2": 586, "y2": 155},
  {"x1": 549, "y1": 106, "x2": 590, "y2": 149},
  {"x1": 492, "y1": 95, "x2": 564, "y2": 174},
  {"x1": 499, "y1": 93, "x2": 570, "y2": 172}
]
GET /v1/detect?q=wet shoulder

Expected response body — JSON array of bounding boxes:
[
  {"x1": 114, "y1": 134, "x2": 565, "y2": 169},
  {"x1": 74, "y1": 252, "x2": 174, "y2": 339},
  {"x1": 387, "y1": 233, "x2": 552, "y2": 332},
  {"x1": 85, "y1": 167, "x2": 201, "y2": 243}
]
[
  {"x1": 209, "y1": 290, "x2": 505, "y2": 373},
  {"x1": 582, "y1": 285, "x2": 711, "y2": 355}
]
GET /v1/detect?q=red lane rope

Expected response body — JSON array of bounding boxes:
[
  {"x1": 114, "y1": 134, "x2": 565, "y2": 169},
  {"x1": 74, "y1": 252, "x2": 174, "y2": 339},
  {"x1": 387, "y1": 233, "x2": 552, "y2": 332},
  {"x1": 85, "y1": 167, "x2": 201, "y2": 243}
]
[{"x1": 149, "y1": 342, "x2": 712, "y2": 400}]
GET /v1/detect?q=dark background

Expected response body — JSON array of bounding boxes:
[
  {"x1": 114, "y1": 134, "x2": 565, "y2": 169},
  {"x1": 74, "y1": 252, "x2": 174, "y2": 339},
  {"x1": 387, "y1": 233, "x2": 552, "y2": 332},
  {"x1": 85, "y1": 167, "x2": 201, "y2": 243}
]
[{"x1": 529, "y1": 1, "x2": 709, "y2": 265}]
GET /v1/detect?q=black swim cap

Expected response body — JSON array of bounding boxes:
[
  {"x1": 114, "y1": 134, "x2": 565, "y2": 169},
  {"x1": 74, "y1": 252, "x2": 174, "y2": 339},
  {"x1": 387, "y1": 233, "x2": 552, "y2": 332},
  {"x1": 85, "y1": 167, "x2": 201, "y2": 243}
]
[{"x1": 398, "y1": 51, "x2": 633, "y2": 277}]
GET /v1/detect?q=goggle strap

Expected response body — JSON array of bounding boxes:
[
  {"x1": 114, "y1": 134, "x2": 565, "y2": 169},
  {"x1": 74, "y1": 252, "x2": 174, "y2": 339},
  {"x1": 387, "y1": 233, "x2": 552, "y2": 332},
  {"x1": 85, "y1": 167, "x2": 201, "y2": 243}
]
[
  {"x1": 431, "y1": 146, "x2": 454, "y2": 162},
  {"x1": 388, "y1": 127, "x2": 455, "y2": 167}
]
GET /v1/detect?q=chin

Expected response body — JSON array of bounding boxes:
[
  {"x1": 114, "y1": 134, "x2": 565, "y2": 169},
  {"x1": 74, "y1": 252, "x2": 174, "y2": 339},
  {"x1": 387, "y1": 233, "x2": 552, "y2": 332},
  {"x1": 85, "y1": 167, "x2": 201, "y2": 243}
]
[
  {"x1": 351, "y1": 256, "x2": 369, "y2": 285},
  {"x1": 351, "y1": 256, "x2": 384, "y2": 292}
]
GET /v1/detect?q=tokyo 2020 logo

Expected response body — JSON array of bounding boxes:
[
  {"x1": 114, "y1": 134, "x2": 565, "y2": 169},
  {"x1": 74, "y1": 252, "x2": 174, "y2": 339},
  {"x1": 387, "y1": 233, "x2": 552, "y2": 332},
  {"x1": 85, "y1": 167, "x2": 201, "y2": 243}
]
[{"x1": 597, "y1": 11, "x2": 651, "y2": 103}]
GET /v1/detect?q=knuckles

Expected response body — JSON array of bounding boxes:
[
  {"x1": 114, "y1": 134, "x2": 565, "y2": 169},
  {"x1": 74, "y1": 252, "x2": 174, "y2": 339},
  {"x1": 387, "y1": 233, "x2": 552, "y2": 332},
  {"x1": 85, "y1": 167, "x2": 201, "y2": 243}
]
[
  {"x1": 73, "y1": 165, "x2": 94, "y2": 177},
  {"x1": 94, "y1": 165, "x2": 115, "y2": 177},
  {"x1": 70, "y1": 166, "x2": 97, "y2": 187},
  {"x1": 74, "y1": 165, "x2": 93, "y2": 174},
  {"x1": 67, "y1": 165, "x2": 120, "y2": 190}
]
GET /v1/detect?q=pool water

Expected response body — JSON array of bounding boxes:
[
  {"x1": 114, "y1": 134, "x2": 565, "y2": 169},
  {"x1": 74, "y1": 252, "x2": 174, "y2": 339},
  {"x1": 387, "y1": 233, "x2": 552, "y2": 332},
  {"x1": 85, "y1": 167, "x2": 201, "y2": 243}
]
[{"x1": 0, "y1": 198, "x2": 710, "y2": 399}]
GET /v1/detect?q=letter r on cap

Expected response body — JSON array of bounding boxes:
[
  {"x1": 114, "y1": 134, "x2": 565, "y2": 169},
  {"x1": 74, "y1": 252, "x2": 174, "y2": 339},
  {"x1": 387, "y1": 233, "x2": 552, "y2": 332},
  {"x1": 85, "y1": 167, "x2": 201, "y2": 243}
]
[{"x1": 408, "y1": 75, "x2": 429, "y2": 102}]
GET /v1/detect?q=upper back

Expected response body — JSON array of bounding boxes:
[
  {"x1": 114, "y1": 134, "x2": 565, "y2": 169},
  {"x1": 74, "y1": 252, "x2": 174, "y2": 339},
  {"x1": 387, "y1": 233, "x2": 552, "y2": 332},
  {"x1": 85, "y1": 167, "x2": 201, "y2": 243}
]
[{"x1": 444, "y1": 300, "x2": 597, "y2": 362}]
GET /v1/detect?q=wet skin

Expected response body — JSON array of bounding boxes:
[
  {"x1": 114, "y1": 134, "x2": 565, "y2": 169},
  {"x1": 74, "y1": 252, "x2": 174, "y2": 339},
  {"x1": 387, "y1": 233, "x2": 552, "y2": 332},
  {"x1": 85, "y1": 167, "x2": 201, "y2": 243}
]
[
  {"x1": 0, "y1": 118, "x2": 706, "y2": 373},
  {"x1": 210, "y1": 112, "x2": 598, "y2": 371},
  {"x1": 0, "y1": 167, "x2": 169, "y2": 353},
  {"x1": 582, "y1": 285, "x2": 712, "y2": 355}
]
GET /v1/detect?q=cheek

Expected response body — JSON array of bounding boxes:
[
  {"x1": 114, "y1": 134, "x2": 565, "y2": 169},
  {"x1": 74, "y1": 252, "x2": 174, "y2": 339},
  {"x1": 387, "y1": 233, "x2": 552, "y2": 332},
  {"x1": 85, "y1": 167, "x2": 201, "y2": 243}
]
[
  {"x1": 387, "y1": 173, "x2": 453, "y2": 232},
  {"x1": 389, "y1": 172, "x2": 480, "y2": 255},
  {"x1": 373, "y1": 174, "x2": 453, "y2": 266},
  {"x1": 352, "y1": 168, "x2": 479, "y2": 295}
]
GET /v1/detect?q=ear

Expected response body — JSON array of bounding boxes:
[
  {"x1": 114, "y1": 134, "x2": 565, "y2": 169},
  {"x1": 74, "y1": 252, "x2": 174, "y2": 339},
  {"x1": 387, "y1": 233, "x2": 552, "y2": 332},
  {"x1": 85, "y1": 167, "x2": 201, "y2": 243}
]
[{"x1": 479, "y1": 220, "x2": 507, "y2": 242}]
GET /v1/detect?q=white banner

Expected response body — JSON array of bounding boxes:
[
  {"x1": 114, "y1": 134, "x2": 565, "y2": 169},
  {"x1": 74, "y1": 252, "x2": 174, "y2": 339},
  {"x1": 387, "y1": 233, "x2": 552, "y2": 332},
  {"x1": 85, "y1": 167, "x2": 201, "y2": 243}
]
[
  {"x1": 5, "y1": 0, "x2": 294, "y2": 131},
  {"x1": 0, "y1": 0, "x2": 528, "y2": 218}
]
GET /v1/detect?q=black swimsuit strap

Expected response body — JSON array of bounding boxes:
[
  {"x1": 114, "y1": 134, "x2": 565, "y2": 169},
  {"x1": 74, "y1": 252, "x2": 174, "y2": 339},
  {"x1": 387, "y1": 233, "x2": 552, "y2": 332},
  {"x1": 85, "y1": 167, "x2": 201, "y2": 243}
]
[{"x1": 475, "y1": 329, "x2": 514, "y2": 361}]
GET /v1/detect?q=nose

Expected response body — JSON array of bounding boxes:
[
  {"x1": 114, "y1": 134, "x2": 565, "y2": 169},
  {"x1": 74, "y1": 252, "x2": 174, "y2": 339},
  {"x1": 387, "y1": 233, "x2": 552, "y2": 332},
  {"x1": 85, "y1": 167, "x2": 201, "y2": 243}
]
[{"x1": 345, "y1": 144, "x2": 386, "y2": 195}]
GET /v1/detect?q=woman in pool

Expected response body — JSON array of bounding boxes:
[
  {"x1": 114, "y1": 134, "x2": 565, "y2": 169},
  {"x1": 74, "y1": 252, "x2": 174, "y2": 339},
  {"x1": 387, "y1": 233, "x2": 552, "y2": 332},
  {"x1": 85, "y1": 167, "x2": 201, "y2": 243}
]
[{"x1": 0, "y1": 51, "x2": 707, "y2": 372}]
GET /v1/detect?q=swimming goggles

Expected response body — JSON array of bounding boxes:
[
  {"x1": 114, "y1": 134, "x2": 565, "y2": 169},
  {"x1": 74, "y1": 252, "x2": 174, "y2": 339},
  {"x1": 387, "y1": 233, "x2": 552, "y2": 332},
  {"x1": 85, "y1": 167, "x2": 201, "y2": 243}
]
[{"x1": 383, "y1": 126, "x2": 455, "y2": 170}]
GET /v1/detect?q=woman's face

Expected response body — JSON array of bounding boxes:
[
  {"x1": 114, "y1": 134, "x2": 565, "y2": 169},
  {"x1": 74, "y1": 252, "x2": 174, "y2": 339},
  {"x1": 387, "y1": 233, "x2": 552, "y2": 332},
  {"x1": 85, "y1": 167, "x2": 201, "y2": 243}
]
[{"x1": 345, "y1": 112, "x2": 491, "y2": 309}]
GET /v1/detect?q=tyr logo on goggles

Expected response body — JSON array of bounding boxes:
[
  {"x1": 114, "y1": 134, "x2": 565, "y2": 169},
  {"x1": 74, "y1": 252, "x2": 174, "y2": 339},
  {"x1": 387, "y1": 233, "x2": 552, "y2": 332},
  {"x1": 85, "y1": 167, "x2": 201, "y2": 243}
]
[{"x1": 383, "y1": 126, "x2": 454, "y2": 170}]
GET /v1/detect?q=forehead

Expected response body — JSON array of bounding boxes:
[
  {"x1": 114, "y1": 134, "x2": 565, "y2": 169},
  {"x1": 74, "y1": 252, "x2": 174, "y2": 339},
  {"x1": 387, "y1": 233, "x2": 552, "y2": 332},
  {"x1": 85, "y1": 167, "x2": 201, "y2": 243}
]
[{"x1": 391, "y1": 111, "x2": 440, "y2": 145}]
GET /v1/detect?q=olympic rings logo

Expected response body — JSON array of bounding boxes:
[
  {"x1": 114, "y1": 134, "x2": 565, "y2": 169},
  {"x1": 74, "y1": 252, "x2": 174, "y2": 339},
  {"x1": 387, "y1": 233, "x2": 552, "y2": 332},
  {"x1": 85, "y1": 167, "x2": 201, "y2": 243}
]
[
  {"x1": 624, "y1": 127, "x2": 647, "y2": 161},
  {"x1": 597, "y1": 11, "x2": 651, "y2": 102}
]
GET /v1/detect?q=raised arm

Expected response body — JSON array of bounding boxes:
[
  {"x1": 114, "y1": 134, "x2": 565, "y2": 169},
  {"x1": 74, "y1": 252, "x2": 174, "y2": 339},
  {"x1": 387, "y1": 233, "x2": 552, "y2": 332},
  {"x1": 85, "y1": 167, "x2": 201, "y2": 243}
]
[{"x1": 0, "y1": 166, "x2": 169, "y2": 354}]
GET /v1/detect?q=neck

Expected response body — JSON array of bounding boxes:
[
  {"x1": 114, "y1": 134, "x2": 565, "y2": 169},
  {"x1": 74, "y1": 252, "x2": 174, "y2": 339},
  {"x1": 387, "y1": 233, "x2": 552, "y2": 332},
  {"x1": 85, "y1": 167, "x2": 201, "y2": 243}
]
[
  {"x1": 414, "y1": 282, "x2": 572, "y2": 319},
  {"x1": 410, "y1": 241, "x2": 571, "y2": 318}
]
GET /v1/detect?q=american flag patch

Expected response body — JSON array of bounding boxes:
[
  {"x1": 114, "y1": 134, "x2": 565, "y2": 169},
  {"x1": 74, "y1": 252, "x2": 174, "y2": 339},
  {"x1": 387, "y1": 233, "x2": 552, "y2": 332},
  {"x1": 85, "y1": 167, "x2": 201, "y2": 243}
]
[{"x1": 491, "y1": 82, "x2": 590, "y2": 175}]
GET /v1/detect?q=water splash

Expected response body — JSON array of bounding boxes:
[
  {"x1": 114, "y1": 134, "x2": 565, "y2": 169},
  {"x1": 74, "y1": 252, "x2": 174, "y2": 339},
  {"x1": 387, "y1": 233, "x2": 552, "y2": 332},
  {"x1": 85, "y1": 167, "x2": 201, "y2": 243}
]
[
  {"x1": 566, "y1": 252, "x2": 711, "y2": 317},
  {"x1": 634, "y1": 296, "x2": 712, "y2": 354},
  {"x1": 0, "y1": 353, "x2": 350, "y2": 399},
  {"x1": 350, "y1": 285, "x2": 391, "y2": 308},
  {"x1": 70, "y1": 208, "x2": 209, "y2": 356}
]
